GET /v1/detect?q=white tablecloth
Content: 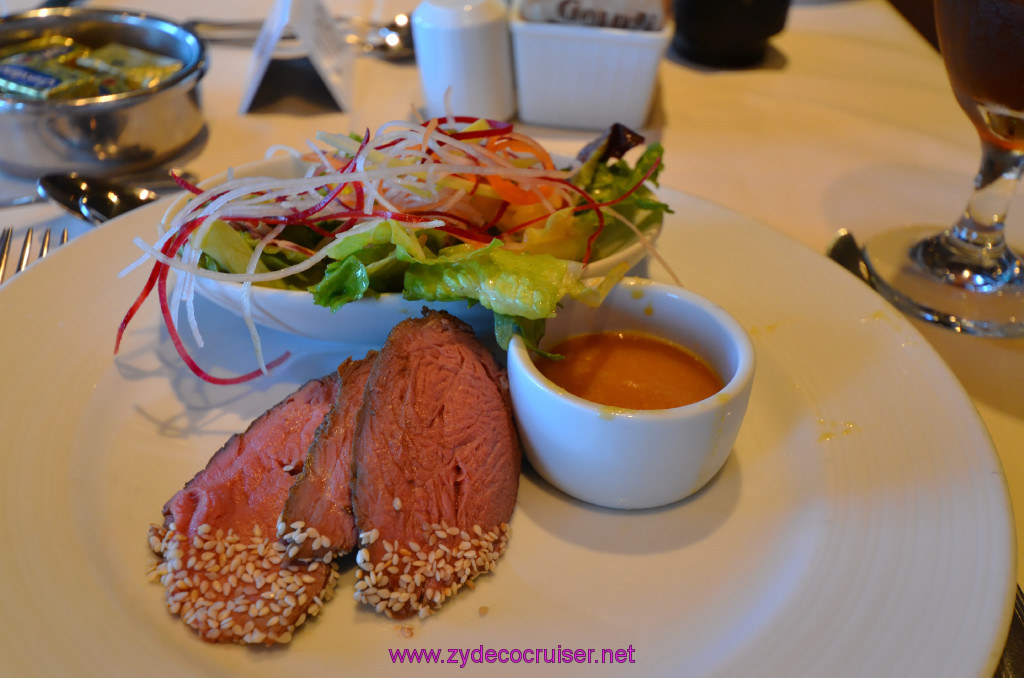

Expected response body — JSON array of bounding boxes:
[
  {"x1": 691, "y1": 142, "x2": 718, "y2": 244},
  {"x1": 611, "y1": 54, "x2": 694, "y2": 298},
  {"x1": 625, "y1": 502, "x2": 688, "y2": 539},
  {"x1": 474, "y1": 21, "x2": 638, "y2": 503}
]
[{"x1": 3, "y1": 0, "x2": 1023, "y2": 585}]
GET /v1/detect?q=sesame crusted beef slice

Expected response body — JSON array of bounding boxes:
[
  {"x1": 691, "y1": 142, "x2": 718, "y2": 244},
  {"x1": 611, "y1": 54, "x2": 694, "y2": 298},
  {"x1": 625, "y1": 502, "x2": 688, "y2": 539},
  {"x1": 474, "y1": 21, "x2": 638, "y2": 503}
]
[
  {"x1": 147, "y1": 372, "x2": 343, "y2": 645},
  {"x1": 278, "y1": 353, "x2": 377, "y2": 561},
  {"x1": 351, "y1": 310, "x2": 521, "y2": 620}
]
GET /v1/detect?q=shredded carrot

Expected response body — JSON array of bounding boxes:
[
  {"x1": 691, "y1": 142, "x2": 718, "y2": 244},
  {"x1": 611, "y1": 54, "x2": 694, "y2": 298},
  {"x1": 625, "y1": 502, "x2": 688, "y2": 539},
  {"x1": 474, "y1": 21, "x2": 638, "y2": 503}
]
[{"x1": 483, "y1": 135, "x2": 558, "y2": 206}]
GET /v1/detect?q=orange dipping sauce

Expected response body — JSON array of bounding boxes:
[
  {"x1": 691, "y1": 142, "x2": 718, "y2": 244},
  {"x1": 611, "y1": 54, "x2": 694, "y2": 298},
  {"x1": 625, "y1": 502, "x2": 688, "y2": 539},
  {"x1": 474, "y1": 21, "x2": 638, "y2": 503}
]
[{"x1": 534, "y1": 331, "x2": 724, "y2": 410}]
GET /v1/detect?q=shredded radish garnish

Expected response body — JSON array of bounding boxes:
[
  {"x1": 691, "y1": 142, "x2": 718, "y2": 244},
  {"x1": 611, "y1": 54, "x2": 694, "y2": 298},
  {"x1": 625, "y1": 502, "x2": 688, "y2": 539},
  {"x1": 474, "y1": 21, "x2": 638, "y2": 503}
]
[
  {"x1": 240, "y1": 223, "x2": 288, "y2": 374},
  {"x1": 117, "y1": 118, "x2": 669, "y2": 384}
]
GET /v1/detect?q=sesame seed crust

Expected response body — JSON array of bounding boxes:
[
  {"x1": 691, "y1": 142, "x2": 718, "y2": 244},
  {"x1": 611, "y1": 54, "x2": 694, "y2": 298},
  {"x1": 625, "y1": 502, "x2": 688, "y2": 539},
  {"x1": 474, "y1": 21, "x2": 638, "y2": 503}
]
[
  {"x1": 148, "y1": 522, "x2": 339, "y2": 645},
  {"x1": 352, "y1": 521, "x2": 509, "y2": 620},
  {"x1": 277, "y1": 519, "x2": 343, "y2": 564}
]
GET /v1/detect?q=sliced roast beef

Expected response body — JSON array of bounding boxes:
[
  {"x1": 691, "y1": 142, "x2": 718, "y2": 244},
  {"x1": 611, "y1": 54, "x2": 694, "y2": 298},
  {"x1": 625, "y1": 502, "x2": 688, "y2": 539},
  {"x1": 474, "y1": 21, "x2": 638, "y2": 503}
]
[
  {"x1": 350, "y1": 309, "x2": 520, "y2": 619},
  {"x1": 278, "y1": 354, "x2": 377, "y2": 561},
  {"x1": 147, "y1": 372, "x2": 342, "y2": 645}
]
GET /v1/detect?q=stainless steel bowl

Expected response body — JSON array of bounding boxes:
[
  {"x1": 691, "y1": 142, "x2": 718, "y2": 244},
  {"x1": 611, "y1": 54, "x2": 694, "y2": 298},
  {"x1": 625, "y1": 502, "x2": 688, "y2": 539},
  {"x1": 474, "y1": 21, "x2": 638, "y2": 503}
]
[{"x1": 0, "y1": 8, "x2": 206, "y2": 178}]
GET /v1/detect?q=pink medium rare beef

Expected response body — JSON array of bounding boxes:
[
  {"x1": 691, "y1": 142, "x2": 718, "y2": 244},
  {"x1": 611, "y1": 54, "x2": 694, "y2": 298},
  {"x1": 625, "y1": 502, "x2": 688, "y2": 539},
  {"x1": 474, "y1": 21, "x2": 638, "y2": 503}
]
[
  {"x1": 278, "y1": 354, "x2": 377, "y2": 561},
  {"x1": 350, "y1": 309, "x2": 520, "y2": 620},
  {"x1": 147, "y1": 372, "x2": 342, "y2": 645}
]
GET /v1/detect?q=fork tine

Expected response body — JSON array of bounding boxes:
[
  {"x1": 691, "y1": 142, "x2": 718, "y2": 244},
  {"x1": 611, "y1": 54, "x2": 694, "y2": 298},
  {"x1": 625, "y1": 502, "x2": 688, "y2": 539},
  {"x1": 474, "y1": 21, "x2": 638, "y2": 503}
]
[
  {"x1": 16, "y1": 228, "x2": 32, "y2": 274},
  {"x1": 38, "y1": 228, "x2": 51, "y2": 260},
  {"x1": 0, "y1": 227, "x2": 63, "y2": 282},
  {"x1": 0, "y1": 227, "x2": 10, "y2": 281}
]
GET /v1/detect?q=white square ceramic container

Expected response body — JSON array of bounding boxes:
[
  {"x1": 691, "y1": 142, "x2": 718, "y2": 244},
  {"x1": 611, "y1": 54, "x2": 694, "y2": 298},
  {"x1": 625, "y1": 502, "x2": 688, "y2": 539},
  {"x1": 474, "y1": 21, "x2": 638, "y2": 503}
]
[{"x1": 509, "y1": 9, "x2": 671, "y2": 130}]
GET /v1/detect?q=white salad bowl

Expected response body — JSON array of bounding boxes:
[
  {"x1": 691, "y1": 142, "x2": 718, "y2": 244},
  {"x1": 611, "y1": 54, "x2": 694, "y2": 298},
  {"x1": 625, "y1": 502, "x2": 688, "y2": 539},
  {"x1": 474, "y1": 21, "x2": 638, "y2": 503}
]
[
  {"x1": 506, "y1": 277, "x2": 755, "y2": 510},
  {"x1": 164, "y1": 154, "x2": 661, "y2": 345},
  {"x1": 192, "y1": 277, "x2": 497, "y2": 346}
]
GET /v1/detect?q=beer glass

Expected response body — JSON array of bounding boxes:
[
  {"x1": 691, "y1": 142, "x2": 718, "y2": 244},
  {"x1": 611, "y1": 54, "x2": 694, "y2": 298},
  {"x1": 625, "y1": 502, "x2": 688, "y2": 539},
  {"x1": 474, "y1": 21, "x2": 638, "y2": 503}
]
[{"x1": 861, "y1": 0, "x2": 1024, "y2": 336}]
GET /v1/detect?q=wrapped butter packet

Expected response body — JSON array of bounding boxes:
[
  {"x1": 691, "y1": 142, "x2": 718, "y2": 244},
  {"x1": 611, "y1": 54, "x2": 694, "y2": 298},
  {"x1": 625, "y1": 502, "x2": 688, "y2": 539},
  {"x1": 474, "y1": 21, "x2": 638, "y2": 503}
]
[
  {"x1": 76, "y1": 43, "x2": 182, "y2": 88},
  {"x1": 95, "y1": 73, "x2": 136, "y2": 96},
  {"x1": 0, "y1": 35, "x2": 88, "y2": 64},
  {"x1": 519, "y1": 0, "x2": 664, "y2": 30},
  {"x1": 0, "y1": 60, "x2": 98, "y2": 99}
]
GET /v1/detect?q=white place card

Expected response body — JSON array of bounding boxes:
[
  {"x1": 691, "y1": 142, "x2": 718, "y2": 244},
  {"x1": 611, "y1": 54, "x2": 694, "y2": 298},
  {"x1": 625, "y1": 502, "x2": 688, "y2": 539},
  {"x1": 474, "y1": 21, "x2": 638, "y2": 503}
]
[{"x1": 238, "y1": 0, "x2": 354, "y2": 113}]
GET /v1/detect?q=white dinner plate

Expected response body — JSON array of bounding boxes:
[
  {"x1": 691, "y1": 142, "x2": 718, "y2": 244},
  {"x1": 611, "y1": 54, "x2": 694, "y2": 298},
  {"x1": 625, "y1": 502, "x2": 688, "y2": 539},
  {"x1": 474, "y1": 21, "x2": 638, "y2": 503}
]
[{"x1": 0, "y1": 187, "x2": 1013, "y2": 677}]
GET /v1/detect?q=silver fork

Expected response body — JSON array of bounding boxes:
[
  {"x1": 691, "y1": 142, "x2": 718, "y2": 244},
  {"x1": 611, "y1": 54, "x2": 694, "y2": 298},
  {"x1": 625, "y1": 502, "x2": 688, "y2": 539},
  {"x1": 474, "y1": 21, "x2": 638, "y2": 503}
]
[{"x1": 0, "y1": 227, "x2": 68, "y2": 284}]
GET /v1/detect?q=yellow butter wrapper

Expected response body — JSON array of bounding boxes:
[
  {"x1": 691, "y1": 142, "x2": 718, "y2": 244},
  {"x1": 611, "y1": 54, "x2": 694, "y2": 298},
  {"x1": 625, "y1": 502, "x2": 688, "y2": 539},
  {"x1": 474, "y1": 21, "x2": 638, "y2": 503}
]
[
  {"x1": 76, "y1": 43, "x2": 182, "y2": 88},
  {"x1": 0, "y1": 60, "x2": 97, "y2": 99},
  {"x1": 95, "y1": 73, "x2": 135, "y2": 96},
  {"x1": 0, "y1": 35, "x2": 88, "y2": 65}
]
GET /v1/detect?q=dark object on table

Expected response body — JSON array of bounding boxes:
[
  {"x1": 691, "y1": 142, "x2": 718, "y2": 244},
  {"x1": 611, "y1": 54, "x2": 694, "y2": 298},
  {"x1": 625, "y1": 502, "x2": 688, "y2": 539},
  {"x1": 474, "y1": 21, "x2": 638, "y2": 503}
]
[
  {"x1": 887, "y1": 0, "x2": 938, "y2": 50},
  {"x1": 670, "y1": 0, "x2": 791, "y2": 68}
]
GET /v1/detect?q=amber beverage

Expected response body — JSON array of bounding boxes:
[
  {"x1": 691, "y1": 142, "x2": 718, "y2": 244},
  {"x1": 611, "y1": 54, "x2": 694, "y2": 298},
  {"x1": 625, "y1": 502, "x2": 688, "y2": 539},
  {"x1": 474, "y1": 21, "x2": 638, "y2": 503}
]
[
  {"x1": 856, "y1": 0, "x2": 1024, "y2": 338},
  {"x1": 934, "y1": 0, "x2": 1024, "y2": 151}
]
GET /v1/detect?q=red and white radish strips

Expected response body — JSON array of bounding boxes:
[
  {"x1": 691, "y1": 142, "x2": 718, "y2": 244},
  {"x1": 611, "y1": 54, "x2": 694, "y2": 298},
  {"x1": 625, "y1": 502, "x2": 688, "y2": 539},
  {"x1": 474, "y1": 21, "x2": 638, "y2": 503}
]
[{"x1": 116, "y1": 117, "x2": 659, "y2": 384}]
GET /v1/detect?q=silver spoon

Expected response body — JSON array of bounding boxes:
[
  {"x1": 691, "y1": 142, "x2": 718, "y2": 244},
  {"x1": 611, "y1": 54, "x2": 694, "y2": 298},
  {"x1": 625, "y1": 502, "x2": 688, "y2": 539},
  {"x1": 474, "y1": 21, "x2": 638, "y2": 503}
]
[
  {"x1": 360, "y1": 15, "x2": 414, "y2": 61},
  {"x1": 36, "y1": 173, "x2": 164, "y2": 225}
]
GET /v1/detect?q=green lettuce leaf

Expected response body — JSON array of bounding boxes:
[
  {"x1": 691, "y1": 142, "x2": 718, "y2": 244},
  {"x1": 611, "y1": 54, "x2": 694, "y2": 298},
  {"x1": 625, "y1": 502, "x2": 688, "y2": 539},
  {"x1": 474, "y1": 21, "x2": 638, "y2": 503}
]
[
  {"x1": 317, "y1": 220, "x2": 588, "y2": 319},
  {"x1": 516, "y1": 207, "x2": 594, "y2": 261},
  {"x1": 493, "y1": 313, "x2": 551, "y2": 355},
  {"x1": 571, "y1": 142, "x2": 672, "y2": 261},
  {"x1": 507, "y1": 142, "x2": 670, "y2": 263},
  {"x1": 197, "y1": 219, "x2": 330, "y2": 289},
  {"x1": 403, "y1": 244, "x2": 583, "y2": 320},
  {"x1": 198, "y1": 220, "x2": 287, "y2": 289},
  {"x1": 311, "y1": 220, "x2": 429, "y2": 308},
  {"x1": 309, "y1": 256, "x2": 370, "y2": 310}
]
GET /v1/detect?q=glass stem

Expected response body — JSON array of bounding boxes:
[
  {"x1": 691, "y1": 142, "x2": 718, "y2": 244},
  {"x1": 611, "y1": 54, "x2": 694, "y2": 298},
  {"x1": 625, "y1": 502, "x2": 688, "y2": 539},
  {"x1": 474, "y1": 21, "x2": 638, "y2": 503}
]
[{"x1": 946, "y1": 139, "x2": 1024, "y2": 267}]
